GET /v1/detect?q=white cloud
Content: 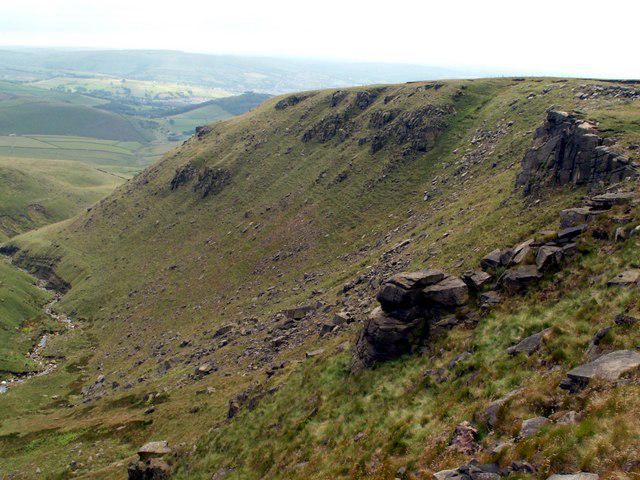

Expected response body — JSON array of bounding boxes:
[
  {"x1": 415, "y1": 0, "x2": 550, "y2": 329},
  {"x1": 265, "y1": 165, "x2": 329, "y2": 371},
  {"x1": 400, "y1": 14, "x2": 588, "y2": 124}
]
[{"x1": 0, "y1": 0, "x2": 638, "y2": 78}]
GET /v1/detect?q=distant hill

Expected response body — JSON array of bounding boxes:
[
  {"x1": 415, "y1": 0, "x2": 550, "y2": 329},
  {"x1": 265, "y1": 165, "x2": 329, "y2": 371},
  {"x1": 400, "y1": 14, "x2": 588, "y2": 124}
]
[
  {"x1": 0, "y1": 48, "x2": 466, "y2": 94},
  {"x1": 165, "y1": 92, "x2": 272, "y2": 135},
  {"x1": 0, "y1": 86, "x2": 153, "y2": 142},
  {"x1": 165, "y1": 92, "x2": 272, "y2": 117}
]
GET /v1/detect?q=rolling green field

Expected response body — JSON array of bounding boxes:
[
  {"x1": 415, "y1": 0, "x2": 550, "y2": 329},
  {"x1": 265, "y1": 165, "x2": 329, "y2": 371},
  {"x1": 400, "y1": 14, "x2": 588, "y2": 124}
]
[
  {"x1": 31, "y1": 76, "x2": 232, "y2": 102},
  {"x1": 0, "y1": 80, "x2": 106, "y2": 107},
  {"x1": 0, "y1": 95, "x2": 154, "y2": 141},
  {"x1": 2, "y1": 78, "x2": 639, "y2": 478},
  {"x1": 0, "y1": 135, "x2": 169, "y2": 170}
]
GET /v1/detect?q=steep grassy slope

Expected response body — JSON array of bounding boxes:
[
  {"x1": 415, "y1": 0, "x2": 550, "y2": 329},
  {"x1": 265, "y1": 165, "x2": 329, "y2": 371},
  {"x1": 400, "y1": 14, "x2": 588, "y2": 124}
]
[
  {"x1": 0, "y1": 258, "x2": 53, "y2": 377},
  {"x1": 176, "y1": 229, "x2": 640, "y2": 480},
  {"x1": 1, "y1": 78, "x2": 639, "y2": 479},
  {"x1": 0, "y1": 156, "x2": 124, "y2": 241}
]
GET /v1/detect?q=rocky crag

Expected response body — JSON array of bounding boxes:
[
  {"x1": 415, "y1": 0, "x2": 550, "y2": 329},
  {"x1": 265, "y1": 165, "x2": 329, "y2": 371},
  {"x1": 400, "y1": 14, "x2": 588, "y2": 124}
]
[{"x1": 516, "y1": 110, "x2": 636, "y2": 195}]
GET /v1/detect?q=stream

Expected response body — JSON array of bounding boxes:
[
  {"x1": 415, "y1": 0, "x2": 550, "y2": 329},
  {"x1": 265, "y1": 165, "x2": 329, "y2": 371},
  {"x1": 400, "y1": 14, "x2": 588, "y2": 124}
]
[{"x1": 0, "y1": 263, "x2": 75, "y2": 394}]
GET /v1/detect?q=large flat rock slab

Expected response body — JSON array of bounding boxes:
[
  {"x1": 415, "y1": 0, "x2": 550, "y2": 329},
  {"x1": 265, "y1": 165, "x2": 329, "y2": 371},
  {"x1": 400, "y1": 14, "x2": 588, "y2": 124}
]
[
  {"x1": 607, "y1": 269, "x2": 640, "y2": 287},
  {"x1": 547, "y1": 474, "x2": 599, "y2": 480},
  {"x1": 564, "y1": 350, "x2": 640, "y2": 390},
  {"x1": 590, "y1": 191, "x2": 636, "y2": 208},
  {"x1": 138, "y1": 440, "x2": 171, "y2": 460}
]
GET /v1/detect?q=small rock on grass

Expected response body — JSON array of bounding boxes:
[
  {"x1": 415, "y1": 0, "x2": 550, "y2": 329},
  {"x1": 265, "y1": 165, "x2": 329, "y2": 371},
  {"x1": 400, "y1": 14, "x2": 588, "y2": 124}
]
[{"x1": 518, "y1": 416, "x2": 549, "y2": 438}]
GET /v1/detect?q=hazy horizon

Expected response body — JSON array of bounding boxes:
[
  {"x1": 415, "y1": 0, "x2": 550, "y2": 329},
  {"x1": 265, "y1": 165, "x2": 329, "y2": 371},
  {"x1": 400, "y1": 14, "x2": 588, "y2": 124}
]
[{"x1": 1, "y1": 0, "x2": 638, "y2": 80}]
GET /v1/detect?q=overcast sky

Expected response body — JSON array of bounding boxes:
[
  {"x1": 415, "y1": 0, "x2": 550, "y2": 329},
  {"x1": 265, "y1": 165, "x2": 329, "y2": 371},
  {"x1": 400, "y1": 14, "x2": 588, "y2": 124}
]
[{"x1": 1, "y1": 0, "x2": 638, "y2": 78}]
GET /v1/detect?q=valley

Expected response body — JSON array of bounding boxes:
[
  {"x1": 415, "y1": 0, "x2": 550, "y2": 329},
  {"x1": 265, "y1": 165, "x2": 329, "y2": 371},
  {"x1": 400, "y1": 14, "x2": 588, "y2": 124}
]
[{"x1": 0, "y1": 76, "x2": 638, "y2": 479}]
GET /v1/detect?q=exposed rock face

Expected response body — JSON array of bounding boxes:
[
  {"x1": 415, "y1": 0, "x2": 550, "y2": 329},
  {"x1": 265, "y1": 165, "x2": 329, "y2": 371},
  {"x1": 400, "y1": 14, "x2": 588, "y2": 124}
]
[
  {"x1": 195, "y1": 125, "x2": 213, "y2": 139},
  {"x1": 283, "y1": 304, "x2": 315, "y2": 320},
  {"x1": 536, "y1": 246, "x2": 562, "y2": 271},
  {"x1": 227, "y1": 384, "x2": 276, "y2": 419},
  {"x1": 461, "y1": 270, "x2": 492, "y2": 291},
  {"x1": 302, "y1": 114, "x2": 351, "y2": 143},
  {"x1": 557, "y1": 225, "x2": 587, "y2": 243},
  {"x1": 480, "y1": 291, "x2": 501, "y2": 308},
  {"x1": 128, "y1": 458, "x2": 171, "y2": 480},
  {"x1": 478, "y1": 388, "x2": 522, "y2": 428},
  {"x1": 138, "y1": 441, "x2": 171, "y2": 460},
  {"x1": 480, "y1": 249, "x2": 506, "y2": 272},
  {"x1": 434, "y1": 461, "x2": 509, "y2": 480},
  {"x1": 353, "y1": 187, "x2": 603, "y2": 372},
  {"x1": 368, "y1": 105, "x2": 455, "y2": 155},
  {"x1": 170, "y1": 164, "x2": 197, "y2": 190},
  {"x1": 170, "y1": 163, "x2": 231, "y2": 198},
  {"x1": 516, "y1": 110, "x2": 635, "y2": 195},
  {"x1": 559, "y1": 207, "x2": 606, "y2": 228},
  {"x1": 194, "y1": 167, "x2": 232, "y2": 198},
  {"x1": 423, "y1": 276, "x2": 469, "y2": 308},
  {"x1": 590, "y1": 191, "x2": 636, "y2": 208},
  {"x1": 352, "y1": 306, "x2": 427, "y2": 372}
]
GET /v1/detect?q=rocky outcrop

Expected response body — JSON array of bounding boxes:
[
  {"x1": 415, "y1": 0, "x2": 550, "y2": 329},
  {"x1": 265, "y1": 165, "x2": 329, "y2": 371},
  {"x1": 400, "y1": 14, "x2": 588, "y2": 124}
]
[
  {"x1": 433, "y1": 459, "x2": 527, "y2": 480},
  {"x1": 274, "y1": 94, "x2": 312, "y2": 110},
  {"x1": 195, "y1": 125, "x2": 212, "y2": 139},
  {"x1": 169, "y1": 163, "x2": 231, "y2": 198},
  {"x1": 516, "y1": 110, "x2": 636, "y2": 195},
  {"x1": 352, "y1": 270, "x2": 470, "y2": 372},
  {"x1": 518, "y1": 416, "x2": 549, "y2": 439},
  {"x1": 302, "y1": 114, "x2": 351, "y2": 143},
  {"x1": 502, "y1": 265, "x2": 542, "y2": 294},
  {"x1": 448, "y1": 421, "x2": 478, "y2": 454},
  {"x1": 194, "y1": 167, "x2": 231, "y2": 198},
  {"x1": 368, "y1": 105, "x2": 455, "y2": 155},
  {"x1": 478, "y1": 388, "x2": 523, "y2": 428},
  {"x1": 170, "y1": 164, "x2": 197, "y2": 190},
  {"x1": 227, "y1": 383, "x2": 277, "y2": 419}
]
